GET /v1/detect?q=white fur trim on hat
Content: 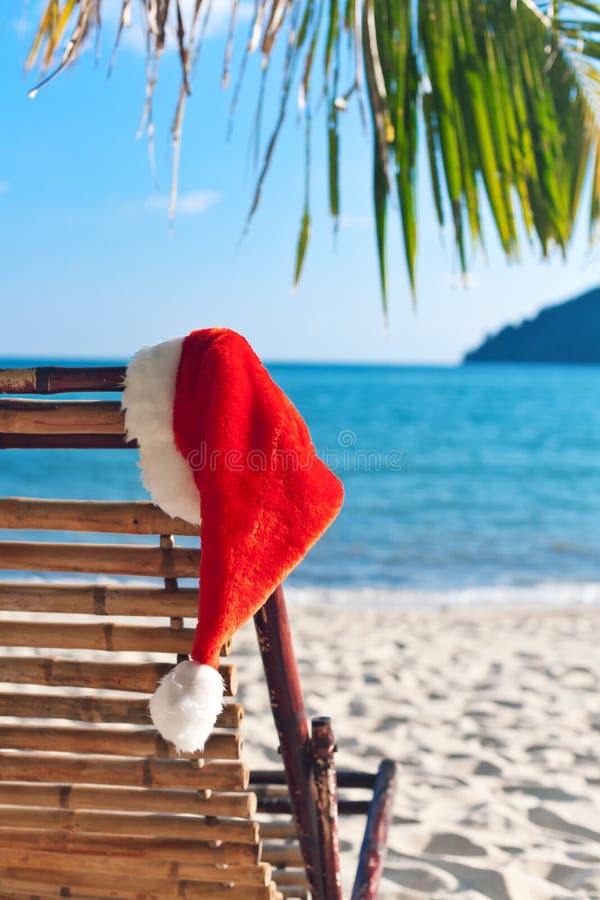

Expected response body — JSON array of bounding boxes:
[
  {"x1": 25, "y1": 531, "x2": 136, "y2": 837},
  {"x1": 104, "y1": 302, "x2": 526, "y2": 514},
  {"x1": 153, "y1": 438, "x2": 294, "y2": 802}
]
[
  {"x1": 149, "y1": 660, "x2": 224, "y2": 753},
  {"x1": 122, "y1": 337, "x2": 201, "y2": 525}
]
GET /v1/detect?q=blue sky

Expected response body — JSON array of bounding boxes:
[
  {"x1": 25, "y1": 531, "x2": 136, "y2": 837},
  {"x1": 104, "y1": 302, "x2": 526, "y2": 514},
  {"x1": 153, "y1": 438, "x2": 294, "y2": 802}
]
[{"x1": 2, "y1": 1, "x2": 600, "y2": 364}]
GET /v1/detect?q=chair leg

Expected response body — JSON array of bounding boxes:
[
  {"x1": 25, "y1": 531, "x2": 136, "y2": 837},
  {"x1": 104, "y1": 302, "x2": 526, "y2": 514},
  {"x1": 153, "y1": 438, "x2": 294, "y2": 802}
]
[
  {"x1": 350, "y1": 760, "x2": 397, "y2": 900},
  {"x1": 254, "y1": 586, "x2": 325, "y2": 900},
  {"x1": 311, "y1": 717, "x2": 343, "y2": 900}
]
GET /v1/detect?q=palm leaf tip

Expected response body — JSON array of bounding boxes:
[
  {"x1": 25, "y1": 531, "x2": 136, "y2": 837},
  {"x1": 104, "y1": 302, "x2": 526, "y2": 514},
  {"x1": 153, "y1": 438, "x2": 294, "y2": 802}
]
[
  {"x1": 293, "y1": 207, "x2": 311, "y2": 289},
  {"x1": 22, "y1": 0, "x2": 600, "y2": 310}
]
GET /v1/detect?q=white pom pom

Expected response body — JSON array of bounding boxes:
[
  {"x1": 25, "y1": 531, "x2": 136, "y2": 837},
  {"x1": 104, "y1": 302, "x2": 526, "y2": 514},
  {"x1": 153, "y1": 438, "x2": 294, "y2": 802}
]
[{"x1": 149, "y1": 660, "x2": 224, "y2": 753}]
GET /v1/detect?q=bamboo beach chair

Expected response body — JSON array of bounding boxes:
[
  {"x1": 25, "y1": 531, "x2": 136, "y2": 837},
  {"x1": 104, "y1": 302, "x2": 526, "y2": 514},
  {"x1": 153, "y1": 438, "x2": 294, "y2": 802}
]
[{"x1": 0, "y1": 364, "x2": 397, "y2": 900}]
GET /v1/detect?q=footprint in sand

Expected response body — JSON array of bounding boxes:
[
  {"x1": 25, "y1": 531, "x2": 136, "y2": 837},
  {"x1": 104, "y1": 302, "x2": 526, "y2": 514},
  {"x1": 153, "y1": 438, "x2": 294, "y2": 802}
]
[
  {"x1": 385, "y1": 864, "x2": 459, "y2": 893},
  {"x1": 492, "y1": 697, "x2": 524, "y2": 709},
  {"x1": 378, "y1": 714, "x2": 409, "y2": 730},
  {"x1": 545, "y1": 862, "x2": 598, "y2": 891},
  {"x1": 424, "y1": 832, "x2": 487, "y2": 857},
  {"x1": 473, "y1": 759, "x2": 503, "y2": 776},
  {"x1": 568, "y1": 851, "x2": 600, "y2": 864},
  {"x1": 529, "y1": 807, "x2": 600, "y2": 842},
  {"x1": 503, "y1": 784, "x2": 582, "y2": 802},
  {"x1": 478, "y1": 735, "x2": 507, "y2": 749},
  {"x1": 421, "y1": 860, "x2": 511, "y2": 900}
]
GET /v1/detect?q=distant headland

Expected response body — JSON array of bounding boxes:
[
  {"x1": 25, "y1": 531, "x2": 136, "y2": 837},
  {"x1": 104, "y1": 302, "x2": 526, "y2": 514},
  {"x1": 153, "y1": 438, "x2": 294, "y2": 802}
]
[{"x1": 464, "y1": 287, "x2": 600, "y2": 363}]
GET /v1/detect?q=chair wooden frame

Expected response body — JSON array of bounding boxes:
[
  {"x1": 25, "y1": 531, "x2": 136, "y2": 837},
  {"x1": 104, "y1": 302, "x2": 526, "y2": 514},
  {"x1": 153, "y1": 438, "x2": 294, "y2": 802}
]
[{"x1": 0, "y1": 365, "x2": 397, "y2": 900}]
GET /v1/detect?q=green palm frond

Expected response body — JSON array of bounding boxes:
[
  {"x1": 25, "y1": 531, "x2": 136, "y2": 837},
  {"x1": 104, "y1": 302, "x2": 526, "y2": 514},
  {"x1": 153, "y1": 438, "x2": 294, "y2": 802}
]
[{"x1": 25, "y1": 1, "x2": 600, "y2": 308}]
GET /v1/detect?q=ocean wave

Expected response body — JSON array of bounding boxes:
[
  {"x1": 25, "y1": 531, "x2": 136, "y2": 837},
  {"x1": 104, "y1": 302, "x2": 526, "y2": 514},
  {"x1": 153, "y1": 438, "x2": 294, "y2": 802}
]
[{"x1": 283, "y1": 581, "x2": 600, "y2": 609}]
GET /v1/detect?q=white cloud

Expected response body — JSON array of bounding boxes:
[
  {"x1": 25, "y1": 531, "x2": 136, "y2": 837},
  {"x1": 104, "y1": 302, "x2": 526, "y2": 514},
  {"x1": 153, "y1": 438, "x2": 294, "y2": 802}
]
[
  {"x1": 441, "y1": 272, "x2": 481, "y2": 289},
  {"x1": 12, "y1": 16, "x2": 30, "y2": 39},
  {"x1": 177, "y1": 189, "x2": 222, "y2": 214},
  {"x1": 123, "y1": 189, "x2": 221, "y2": 216}
]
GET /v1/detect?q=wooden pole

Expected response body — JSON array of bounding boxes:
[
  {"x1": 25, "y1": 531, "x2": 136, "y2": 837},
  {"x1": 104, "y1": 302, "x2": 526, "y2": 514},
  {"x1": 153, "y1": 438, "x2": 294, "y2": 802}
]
[
  {"x1": 254, "y1": 586, "x2": 325, "y2": 900},
  {"x1": 350, "y1": 759, "x2": 398, "y2": 900},
  {"x1": 311, "y1": 717, "x2": 343, "y2": 900}
]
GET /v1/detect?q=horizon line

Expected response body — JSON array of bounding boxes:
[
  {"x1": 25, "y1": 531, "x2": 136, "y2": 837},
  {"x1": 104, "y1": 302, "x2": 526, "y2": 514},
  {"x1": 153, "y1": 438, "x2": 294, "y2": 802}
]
[{"x1": 0, "y1": 355, "x2": 463, "y2": 368}]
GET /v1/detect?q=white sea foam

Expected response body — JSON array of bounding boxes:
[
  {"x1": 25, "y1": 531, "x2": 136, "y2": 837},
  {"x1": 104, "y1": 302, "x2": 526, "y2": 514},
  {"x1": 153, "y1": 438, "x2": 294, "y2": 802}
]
[
  {"x1": 283, "y1": 580, "x2": 600, "y2": 609},
  {"x1": 3, "y1": 572, "x2": 600, "y2": 610}
]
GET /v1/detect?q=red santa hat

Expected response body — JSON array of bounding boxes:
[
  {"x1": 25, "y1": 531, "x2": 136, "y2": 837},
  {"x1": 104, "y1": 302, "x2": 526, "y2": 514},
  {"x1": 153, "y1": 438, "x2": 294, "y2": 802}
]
[{"x1": 121, "y1": 328, "x2": 344, "y2": 753}]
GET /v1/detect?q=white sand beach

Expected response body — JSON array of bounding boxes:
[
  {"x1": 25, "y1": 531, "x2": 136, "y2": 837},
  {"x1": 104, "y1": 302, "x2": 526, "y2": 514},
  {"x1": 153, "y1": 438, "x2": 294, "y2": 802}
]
[{"x1": 234, "y1": 603, "x2": 600, "y2": 900}]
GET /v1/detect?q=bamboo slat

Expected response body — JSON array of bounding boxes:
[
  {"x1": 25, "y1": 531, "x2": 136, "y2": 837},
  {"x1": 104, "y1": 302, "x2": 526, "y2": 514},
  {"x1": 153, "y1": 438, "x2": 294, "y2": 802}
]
[
  {"x1": 278, "y1": 888, "x2": 308, "y2": 899},
  {"x1": 0, "y1": 619, "x2": 213, "y2": 653},
  {"x1": 268, "y1": 871, "x2": 309, "y2": 887},
  {"x1": 0, "y1": 890, "x2": 279, "y2": 900},
  {"x1": 258, "y1": 796, "x2": 371, "y2": 816},
  {"x1": 0, "y1": 499, "x2": 197, "y2": 536},
  {"x1": 0, "y1": 400, "x2": 124, "y2": 435},
  {"x1": 252, "y1": 784, "x2": 289, "y2": 797},
  {"x1": 0, "y1": 805, "x2": 259, "y2": 843},
  {"x1": 0, "y1": 433, "x2": 134, "y2": 449},
  {"x1": 0, "y1": 887, "x2": 279, "y2": 900},
  {"x1": 0, "y1": 783, "x2": 255, "y2": 818},
  {"x1": 0, "y1": 541, "x2": 200, "y2": 578},
  {"x1": 251, "y1": 769, "x2": 377, "y2": 790},
  {"x1": 0, "y1": 583, "x2": 200, "y2": 617},
  {"x1": 0, "y1": 873, "x2": 278, "y2": 900},
  {"x1": 0, "y1": 656, "x2": 236, "y2": 695},
  {"x1": 0, "y1": 830, "x2": 259, "y2": 864},
  {"x1": 0, "y1": 366, "x2": 126, "y2": 394},
  {"x1": 0, "y1": 724, "x2": 241, "y2": 760},
  {"x1": 0, "y1": 752, "x2": 249, "y2": 790},
  {"x1": 0, "y1": 887, "x2": 280, "y2": 900},
  {"x1": 0, "y1": 692, "x2": 243, "y2": 728},
  {"x1": 181, "y1": 881, "x2": 278, "y2": 900},
  {"x1": 0, "y1": 848, "x2": 271, "y2": 886},
  {"x1": 0, "y1": 870, "x2": 277, "y2": 900},
  {"x1": 262, "y1": 846, "x2": 304, "y2": 867},
  {"x1": 0, "y1": 621, "x2": 200, "y2": 653},
  {"x1": 259, "y1": 822, "x2": 299, "y2": 840}
]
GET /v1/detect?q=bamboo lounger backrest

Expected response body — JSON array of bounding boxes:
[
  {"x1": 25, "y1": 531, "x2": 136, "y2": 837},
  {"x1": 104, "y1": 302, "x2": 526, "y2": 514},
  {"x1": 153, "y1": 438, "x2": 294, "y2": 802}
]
[{"x1": 0, "y1": 366, "x2": 284, "y2": 900}]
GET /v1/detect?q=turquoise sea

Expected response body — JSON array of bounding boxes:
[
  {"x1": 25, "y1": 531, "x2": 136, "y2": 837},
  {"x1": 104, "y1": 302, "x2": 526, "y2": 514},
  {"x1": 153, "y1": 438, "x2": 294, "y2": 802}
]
[{"x1": 3, "y1": 359, "x2": 600, "y2": 607}]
